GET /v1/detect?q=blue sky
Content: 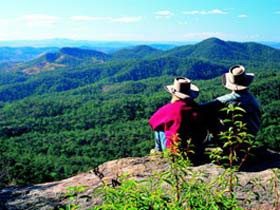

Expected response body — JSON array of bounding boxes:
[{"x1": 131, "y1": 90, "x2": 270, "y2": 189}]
[{"x1": 0, "y1": 0, "x2": 279, "y2": 41}]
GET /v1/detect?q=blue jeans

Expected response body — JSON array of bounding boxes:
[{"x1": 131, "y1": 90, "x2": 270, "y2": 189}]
[{"x1": 154, "y1": 131, "x2": 166, "y2": 151}]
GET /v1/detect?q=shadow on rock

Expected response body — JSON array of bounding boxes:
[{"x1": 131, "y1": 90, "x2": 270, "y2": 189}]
[
  {"x1": 239, "y1": 148, "x2": 280, "y2": 172},
  {"x1": 0, "y1": 183, "x2": 61, "y2": 210}
]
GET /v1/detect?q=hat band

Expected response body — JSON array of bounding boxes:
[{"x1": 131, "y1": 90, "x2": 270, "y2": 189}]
[
  {"x1": 173, "y1": 77, "x2": 191, "y2": 94},
  {"x1": 171, "y1": 87, "x2": 190, "y2": 95},
  {"x1": 178, "y1": 83, "x2": 191, "y2": 93},
  {"x1": 228, "y1": 73, "x2": 250, "y2": 86}
]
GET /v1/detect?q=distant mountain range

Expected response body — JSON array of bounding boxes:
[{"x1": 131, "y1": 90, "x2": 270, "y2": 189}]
[
  {"x1": 0, "y1": 37, "x2": 279, "y2": 102},
  {"x1": 0, "y1": 47, "x2": 57, "y2": 64},
  {"x1": 4, "y1": 37, "x2": 278, "y2": 75},
  {"x1": 1, "y1": 37, "x2": 280, "y2": 65},
  {"x1": 0, "y1": 38, "x2": 186, "y2": 54}
]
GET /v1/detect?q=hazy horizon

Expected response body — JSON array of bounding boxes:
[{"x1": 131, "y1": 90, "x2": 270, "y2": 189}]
[{"x1": 1, "y1": 0, "x2": 280, "y2": 42}]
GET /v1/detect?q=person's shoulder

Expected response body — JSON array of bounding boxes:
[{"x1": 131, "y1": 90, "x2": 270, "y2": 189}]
[
  {"x1": 175, "y1": 99, "x2": 197, "y2": 107},
  {"x1": 216, "y1": 92, "x2": 238, "y2": 104},
  {"x1": 158, "y1": 102, "x2": 172, "y2": 110},
  {"x1": 199, "y1": 99, "x2": 223, "y2": 112}
]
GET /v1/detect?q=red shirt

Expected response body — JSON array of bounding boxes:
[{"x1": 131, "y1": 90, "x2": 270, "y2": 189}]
[{"x1": 149, "y1": 100, "x2": 206, "y2": 149}]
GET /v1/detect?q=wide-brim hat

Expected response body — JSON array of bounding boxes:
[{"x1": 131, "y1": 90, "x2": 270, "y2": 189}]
[
  {"x1": 164, "y1": 77, "x2": 199, "y2": 99},
  {"x1": 222, "y1": 65, "x2": 254, "y2": 91}
]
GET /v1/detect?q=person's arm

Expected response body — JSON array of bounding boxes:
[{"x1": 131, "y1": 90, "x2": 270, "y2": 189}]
[
  {"x1": 149, "y1": 105, "x2": 169, "y2": 131},
  {"x1": 199, "y1": 100, "x2": 224, "y2": 141},
  {"x1": 149, "y1": 104, "x2": 172, "y2": 150},
  {"x1": 200, "y1": 99, "x2": 224, "y2": 113},
  {"x1": 200, "y1": 100, "x2": 224, "y2": 126}
]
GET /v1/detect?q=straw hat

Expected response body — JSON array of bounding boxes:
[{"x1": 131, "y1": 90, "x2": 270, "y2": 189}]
[
  {"x1": 164, "y1": 77, "x2": 199, "y2": 99},
  {"x1": 222, "y1": 65, "x2": 254, "y2": 91}
]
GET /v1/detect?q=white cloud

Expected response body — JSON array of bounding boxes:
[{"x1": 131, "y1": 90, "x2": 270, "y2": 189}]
[
  {"x1": 274, "y1": 11, "x2": 280, "y2": 14},
  {"x1": 19, "y1": 14, "x2": 61, "y2": 27},
  {"x1": 70, "y1": 15, "x2": 142, "y2": 23},
  {"x1": 70, "y1": 16, "x2": 111, "y2": 21},
  {"x1": 238, "y1": 14, "x2": 248, "y2": 18},
  {"x1": 0, "y1": 15, "x2": 61, "y2": 29},
  {"x1": 210, "y1": 9, "x2": 227, "y2": 14},
  {"x1": 155, "y1": 10, "x2": 173, "y2": 16},
  {"x1": 183, "y1": 9, "x2": 227, "y2": 15},
  {"x1": 178, "y1": 21, "x2": 188, "y2": 25},
  {"x1": 112, "y1": 16, "x2": 142, "y2": 23},
  {"x1": 155, "y1": 10, "x2": 173, "y2": 19},
  {"x1": 0, "y1": 18, "x2": 12, "y2": 25}
]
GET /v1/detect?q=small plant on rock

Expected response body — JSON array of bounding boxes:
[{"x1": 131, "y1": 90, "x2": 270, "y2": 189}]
[{"x1": 208, "y1": 104, "x2": 256, "y2": 193}]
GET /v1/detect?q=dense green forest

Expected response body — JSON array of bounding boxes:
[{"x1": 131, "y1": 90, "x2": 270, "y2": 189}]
[{"x1": 0, "y1": 38, "x2": 279, "y2": 185}]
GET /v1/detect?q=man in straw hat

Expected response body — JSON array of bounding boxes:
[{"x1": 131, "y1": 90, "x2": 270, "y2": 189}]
[
  {"x1": 149, "y1": 77, "x2": 207, "y2": 159},
  {"x1": 202, "y1": 65, "x2": 261, "y2": 141}
]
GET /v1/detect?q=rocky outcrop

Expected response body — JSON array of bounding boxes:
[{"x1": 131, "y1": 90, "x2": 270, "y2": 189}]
[{"x1": 0, "y1": 150, "x2": 280, "y2": 210}]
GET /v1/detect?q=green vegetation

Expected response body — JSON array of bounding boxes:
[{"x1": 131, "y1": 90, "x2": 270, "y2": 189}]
[
  {"x1": 208, "y1": 105, "x2": 255, "y2": 168},
  {"x1": 111, "y1": 45, "x2": 162, "y2": 59},
  {"x1": 0, "y1": 38, "x2": 279, "y2": 186},
  {"x1": 60, "y1": 105, "x2": 279, "y2": 210},
  {"x1": 91, "y1": 153, "x2": 242, "y2": 210}
]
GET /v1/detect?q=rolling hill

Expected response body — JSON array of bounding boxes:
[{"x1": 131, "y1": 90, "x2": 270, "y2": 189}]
[
  {"x1": 111, "y1": 45, "x2": 162, "y2": 59},
  {"x1": 19, "y1": 47, "x2": 111, "y2": 74},
  {"x1": 3, "y1": 37, "x2": 279, "y2": 76},
  {"x1": 164, "y1": 37, "x2": 280, "y2": 63},
  {"x1": 1, "y1": 38, "x2": 279, "y2": 103},
  {"x1": 10, "y1": 37, "x2": 280, "y2": 76}
]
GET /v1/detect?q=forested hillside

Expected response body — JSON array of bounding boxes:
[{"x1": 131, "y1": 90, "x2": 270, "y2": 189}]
[{"x1": 0, "y1": 38, "x2": 279, "y2": 185}]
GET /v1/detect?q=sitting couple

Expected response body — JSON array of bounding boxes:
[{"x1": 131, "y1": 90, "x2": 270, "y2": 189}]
[{"x1": 149, "y1": 65, "x2": 261, "y2": 162}]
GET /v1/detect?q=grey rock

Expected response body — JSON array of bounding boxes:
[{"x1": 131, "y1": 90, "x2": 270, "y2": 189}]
[{"x1": 0, "y1": 154, "x2": 280, "y2": 210}]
